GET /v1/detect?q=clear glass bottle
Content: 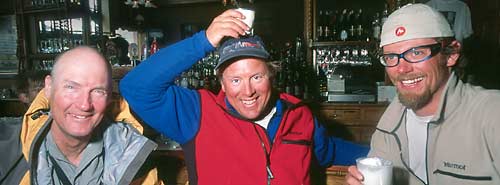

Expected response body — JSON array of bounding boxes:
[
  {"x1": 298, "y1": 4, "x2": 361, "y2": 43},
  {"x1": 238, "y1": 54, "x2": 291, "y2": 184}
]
[{"x1": 371, "y1": 13, "x2": 381, "y2": 41}]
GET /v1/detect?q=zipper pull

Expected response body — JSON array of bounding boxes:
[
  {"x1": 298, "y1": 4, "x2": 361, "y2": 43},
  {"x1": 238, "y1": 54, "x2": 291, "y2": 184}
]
[{"x1": 267, "y1": 166, "x2": 274, "y2": 179}]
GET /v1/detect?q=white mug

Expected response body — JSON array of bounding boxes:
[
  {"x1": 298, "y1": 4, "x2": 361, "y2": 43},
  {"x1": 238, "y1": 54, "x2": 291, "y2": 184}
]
[
  {"x1": 235, "y1": 8, "x2": 255, "y2": 35},
  {"x1": 356, "y1": 157, "x2": 393, "y2": 185}
]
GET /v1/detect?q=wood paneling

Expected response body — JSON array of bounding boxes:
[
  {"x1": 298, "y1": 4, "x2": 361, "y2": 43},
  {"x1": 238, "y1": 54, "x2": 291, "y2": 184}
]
[{"x1": 316, "y1": 103, "x2": 387, "y2": 145}]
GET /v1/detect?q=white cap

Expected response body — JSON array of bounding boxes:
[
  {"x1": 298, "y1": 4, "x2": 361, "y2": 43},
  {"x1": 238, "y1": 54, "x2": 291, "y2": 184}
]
[{"x1": 380, "y1": 4, "x2": 454, "y2": 47}]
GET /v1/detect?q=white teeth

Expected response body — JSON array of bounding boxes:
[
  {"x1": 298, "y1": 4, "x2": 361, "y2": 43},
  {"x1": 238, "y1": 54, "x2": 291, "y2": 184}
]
[
  {"x1": 74, "y1": 115, "x2": 88, "y2": 119},
  {"x1": 402, "y1": 77, "x2": 424, "y2": 85},
  {"x1": 242, "y1": 99, "x2": 256, "y2": 105}
]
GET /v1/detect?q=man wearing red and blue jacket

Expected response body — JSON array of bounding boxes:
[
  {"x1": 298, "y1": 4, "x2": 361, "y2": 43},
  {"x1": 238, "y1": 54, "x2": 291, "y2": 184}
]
[{"x1": 120, "y1": 10, "x2": 368, "y2": 185}]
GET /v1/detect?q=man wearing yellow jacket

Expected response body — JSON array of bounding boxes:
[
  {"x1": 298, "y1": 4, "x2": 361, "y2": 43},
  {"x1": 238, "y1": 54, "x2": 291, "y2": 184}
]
[{"x1": 17, "y1": 46, "x2": 162, "y2": 185}]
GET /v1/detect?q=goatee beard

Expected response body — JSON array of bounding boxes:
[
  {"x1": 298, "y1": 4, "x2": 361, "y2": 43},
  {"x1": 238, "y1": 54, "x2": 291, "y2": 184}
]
[{"x1": 398, "y1": 89, "x2": 432, "y2": 110}]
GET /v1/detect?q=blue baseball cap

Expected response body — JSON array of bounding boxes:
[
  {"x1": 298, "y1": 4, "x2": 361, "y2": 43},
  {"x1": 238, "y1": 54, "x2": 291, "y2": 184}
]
[{"x1": 216, "y1": 36, "x2": 270, "y2": 70}]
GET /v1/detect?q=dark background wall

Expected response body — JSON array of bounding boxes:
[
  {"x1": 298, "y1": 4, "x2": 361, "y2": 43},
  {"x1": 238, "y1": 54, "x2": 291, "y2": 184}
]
[
  {"x1": 0, "y1": 0, "x2": 15, "y2": 16},
  {"x1": 110, "y1": 0, "x2": 304, "y2": 50}
]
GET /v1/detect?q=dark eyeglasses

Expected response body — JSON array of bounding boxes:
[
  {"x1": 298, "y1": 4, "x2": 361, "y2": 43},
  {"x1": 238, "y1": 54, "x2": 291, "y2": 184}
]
[{"x1": 379, "y1": 43, "x2": 442, "y2": 67}]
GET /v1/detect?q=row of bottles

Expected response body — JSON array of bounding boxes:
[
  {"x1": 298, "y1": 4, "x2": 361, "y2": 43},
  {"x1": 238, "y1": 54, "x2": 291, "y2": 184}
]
[
  {"x1": 174, "y1": 52, "x2": 220, "y2": 93},
  {"x1": 38, "y1": 38, "x2": 83, "y2": 54},
  {"x1": 316, "y1": 0, "x2": 417, "y2": 42},
  {"x1": 316, "y1": 5, "x2": 389, "y2": 42},
  {"x1": 274, "y1": 37, "x2": 319, "y2": 101}
]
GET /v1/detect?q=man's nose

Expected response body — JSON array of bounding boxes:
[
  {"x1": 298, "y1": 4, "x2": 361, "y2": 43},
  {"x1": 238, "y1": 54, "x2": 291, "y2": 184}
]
[
  {"x1": 396, "y1": 57, "x2": 413, "y2": 73},
  {"x1": 242, "y1": 81, "x2": 255, "y2": 96},
  {"x1": 77, "y1": 93, "x2": 93, "y2": 111}
]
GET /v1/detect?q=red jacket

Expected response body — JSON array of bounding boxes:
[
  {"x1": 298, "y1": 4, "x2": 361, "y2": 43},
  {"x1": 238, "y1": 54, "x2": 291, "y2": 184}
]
[{"x1": 181, "y1": 90, "x2": 314, "y2": 185}]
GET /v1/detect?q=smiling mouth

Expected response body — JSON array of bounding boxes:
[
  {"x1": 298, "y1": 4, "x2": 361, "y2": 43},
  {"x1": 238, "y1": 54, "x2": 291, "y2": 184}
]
[
  {"x1": 242, "y1": 98, "x2": 257, "y2": 105},
  {"x1": 401, "y1": 77, "x2": 424, "y2": 86},
  {"x1": 71, "y1": 114, "x2": 91, "y2": 119}
]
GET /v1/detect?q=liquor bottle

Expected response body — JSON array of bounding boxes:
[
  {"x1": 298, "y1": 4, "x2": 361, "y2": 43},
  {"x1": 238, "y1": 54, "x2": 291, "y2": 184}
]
[
  {"x1": 294, "y1": 36, "x2": 303, "y2": 62},
  {"x1": 203, "y1": 70, "x2": 211, "y2": 90},
  {"x1": 180, "y1": 72, "x2": 189, "y2": 88},
  {"x1": 285, "y1": 60, "x2": 293, "y2": 95},
  {"x1": 192, "y1": 70, "x2": 201, "y2": 89},
  {"x1": 338, "y1": 9, "x2": 348, "y2": 41},
  {"x1": 317, "y1": 10, "x2": 324, "y2": 41},
  {"x1": 292, "y1": 69, "x2": 302, "y2": 98},
  {"x1": 281, "y1": 43, "x2": 294, "y2": 94},
  {"x1": 294, "y1": 37, "x2": 305, "y2": 98},
  {"x1": 323, "y1": 11, "x2": 331, "y2": 41},
  {"x1": 141, "y1": 42, "x2": 148, "y2": 60},
  {"x1": 354, "y1": 9, "x2": 364, "y2": 41},
  {"x1": 381, "y1": 3, "x2": 389, "y2": 26},
  {"x1": 395, "y1": 0, "x2": 403, "y2": 10},
  {"x1": 349, "y1": 25, "x2": 355, "y2": 41},
  {"x1": 302, "y1": 60, "x2": 314, "y2": 100},
  {"x1": 371, "y1": 13, "x2": 381, "y2": 41},
  {"x1": 346, "y1": 9, "x2": 355, "y2": 41},
  {"x1": 317, "y1": 65, "x2": 328, "y2": 101},
  {"x1": 324, "y1": 26, "x2": 331, "y2": 42},
  {"x1": 150, "y1": 37, "x2": 159, "y2": 55},
  {"x1": 330, "y1": 10, "x2": 339, "y2": 41},
  {"x1": 285, "y1": 72, "x2": 293, "y2": 95}
]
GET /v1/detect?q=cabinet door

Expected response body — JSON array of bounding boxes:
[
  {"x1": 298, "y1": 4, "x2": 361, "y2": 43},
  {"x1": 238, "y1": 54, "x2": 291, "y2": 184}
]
[
  {"x1": 317, "y1": 104, "x2": 387, "y2": 144},
  {"x1": 319, "y1": 108, "x2": 361, "y2": 124}
]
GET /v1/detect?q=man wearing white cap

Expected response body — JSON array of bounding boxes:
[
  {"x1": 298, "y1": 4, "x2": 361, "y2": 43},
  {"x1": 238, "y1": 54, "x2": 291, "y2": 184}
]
[{"x1": 346, "y1": 4, "x2": 500, "y2": 185}]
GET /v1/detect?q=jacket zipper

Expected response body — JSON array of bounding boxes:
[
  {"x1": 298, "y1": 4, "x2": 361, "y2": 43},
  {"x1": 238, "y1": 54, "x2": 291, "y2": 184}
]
[{"x1": 424, "y1": 121, "x2": 430, "y2": 184}]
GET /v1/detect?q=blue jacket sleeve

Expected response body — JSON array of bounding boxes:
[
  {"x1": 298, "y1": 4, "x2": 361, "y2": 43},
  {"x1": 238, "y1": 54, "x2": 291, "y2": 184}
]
[
  {"x1": 313, "y1": 118, "x2": 369, "y2": 167},
  {"x1": 119, "y1": 31, "x2": 215, "y2": 144}
]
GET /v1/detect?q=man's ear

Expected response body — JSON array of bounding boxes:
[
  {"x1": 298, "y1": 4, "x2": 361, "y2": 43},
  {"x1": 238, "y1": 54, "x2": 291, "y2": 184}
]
[
  {"x1": 18, "y1": 93, "x2": 29, "y2": 104},
  {"x1": 44, "y1": 75, "x2": 52, "y2": 98},
  {"x1": 220, "y1": 79, "x2": 226, "y2": 93},
  {"x1": 446, "y1": 40, "x2": 462, "y2": 67}
]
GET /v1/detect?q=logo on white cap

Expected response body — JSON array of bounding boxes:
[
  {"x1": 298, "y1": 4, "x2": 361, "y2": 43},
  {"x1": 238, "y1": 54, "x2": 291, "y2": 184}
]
[{"x1": 395, "y1": 27, "x2": 406, "y2": 37}]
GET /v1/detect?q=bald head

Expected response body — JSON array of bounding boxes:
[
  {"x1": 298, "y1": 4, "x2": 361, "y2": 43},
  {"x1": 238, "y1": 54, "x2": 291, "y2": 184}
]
[{"x1": 51, "y1": 46, "x2": 112, "y2": 90}]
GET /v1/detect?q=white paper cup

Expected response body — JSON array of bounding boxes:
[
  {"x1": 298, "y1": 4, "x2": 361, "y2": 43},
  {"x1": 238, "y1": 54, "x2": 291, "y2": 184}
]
[
  {"x1": 356, "y1": 157, "x2": 393, "y2": 185},
  {"x1": 235, "y1": 8, "x2": 255, "y2": 35}
]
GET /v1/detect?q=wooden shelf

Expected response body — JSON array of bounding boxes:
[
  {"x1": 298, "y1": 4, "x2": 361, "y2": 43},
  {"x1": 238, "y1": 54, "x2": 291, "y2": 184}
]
[
  {"x1": 311, "y1": 40, "x2": 376, "y2": 47},
  {"x1": 20, "y1": 3, "x2": 85, "y2": 14}
]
